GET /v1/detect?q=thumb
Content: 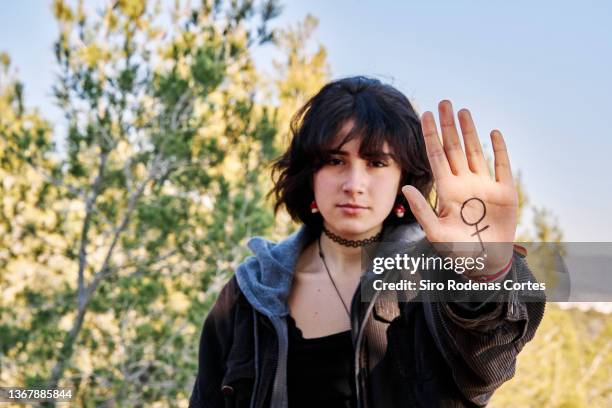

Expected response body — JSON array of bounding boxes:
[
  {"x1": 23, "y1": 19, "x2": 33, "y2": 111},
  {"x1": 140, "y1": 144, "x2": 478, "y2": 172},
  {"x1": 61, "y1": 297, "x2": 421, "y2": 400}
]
[{"x1": 401, "y1": 185, "x2": 439, "y2": 238}]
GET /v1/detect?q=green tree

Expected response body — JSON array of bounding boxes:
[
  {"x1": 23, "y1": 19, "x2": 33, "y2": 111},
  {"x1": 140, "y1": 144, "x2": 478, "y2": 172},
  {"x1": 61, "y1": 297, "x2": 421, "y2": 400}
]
[
  {"x1": 2, "y1": 0, "x2": 283, "y2": 404},
  {"x1": 0, "y1": 51, "x2": 64, "y2": 393}
]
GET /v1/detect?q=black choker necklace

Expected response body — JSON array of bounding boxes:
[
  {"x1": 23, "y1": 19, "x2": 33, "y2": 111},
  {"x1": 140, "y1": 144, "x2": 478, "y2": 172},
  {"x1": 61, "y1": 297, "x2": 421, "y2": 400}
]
[{"x1": 322, "y1": 226, "x2": 383, "y2": 248}]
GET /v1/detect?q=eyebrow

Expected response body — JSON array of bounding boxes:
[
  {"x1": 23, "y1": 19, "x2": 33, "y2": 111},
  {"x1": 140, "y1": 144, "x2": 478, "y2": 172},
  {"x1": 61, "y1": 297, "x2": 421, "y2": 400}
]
[{"x1": 327, "y1": 149, "x2": 395, "y2": 160}]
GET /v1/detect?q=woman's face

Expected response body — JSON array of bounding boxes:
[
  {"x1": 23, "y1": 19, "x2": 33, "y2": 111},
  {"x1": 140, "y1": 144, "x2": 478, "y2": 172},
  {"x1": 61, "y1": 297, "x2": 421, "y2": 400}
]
[{"x1": 313, "y1": 124, "x2": 403, "y2": 239}]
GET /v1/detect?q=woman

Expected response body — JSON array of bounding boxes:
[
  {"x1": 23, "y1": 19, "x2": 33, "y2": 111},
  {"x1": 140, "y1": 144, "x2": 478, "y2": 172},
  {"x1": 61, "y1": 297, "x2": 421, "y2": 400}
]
[{"x1": 189, "y1": 77, "x2": 545, "y2": 408}]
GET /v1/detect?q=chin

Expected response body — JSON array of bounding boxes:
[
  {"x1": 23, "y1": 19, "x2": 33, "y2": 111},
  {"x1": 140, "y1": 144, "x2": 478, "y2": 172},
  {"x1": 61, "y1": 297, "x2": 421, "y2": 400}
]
[{"x1": 326, "y1": 219, "x2": 380, "y2": 237}]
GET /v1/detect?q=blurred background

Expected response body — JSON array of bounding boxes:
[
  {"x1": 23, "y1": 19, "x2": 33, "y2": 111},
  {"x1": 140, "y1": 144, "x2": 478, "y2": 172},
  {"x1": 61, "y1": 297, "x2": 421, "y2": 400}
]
[{"x1": 0, "y1": 0, "x2": 610, "y2": 406}]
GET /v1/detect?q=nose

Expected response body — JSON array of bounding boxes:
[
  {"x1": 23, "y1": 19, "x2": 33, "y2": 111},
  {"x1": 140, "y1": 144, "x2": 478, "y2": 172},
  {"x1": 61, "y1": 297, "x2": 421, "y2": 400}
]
[{"x1": 342, "y1": 164, "x2": 367, "y2": 196}]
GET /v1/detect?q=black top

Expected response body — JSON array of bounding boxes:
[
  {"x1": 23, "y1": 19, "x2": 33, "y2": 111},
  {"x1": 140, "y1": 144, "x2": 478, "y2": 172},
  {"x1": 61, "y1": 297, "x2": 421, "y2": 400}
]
[{"x1": 287, "y1": 314, "x2": 357, "y2": 408}]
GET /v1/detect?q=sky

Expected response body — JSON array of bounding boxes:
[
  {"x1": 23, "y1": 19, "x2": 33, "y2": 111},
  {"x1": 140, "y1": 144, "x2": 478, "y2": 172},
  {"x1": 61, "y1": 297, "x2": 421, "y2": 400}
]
[{"x1": 1, "y1": 0, "x2": 611, "y2": 241}]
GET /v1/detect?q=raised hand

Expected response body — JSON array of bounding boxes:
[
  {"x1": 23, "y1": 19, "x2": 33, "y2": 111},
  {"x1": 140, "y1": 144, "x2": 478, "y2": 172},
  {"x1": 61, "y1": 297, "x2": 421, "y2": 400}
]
[{"x1": 402, "y1": 100, "x2": 518, "y2": 273}]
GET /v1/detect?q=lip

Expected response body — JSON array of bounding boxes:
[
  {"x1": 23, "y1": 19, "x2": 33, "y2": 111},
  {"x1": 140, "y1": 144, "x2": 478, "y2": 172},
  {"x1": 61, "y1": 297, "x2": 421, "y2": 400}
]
[
  {"x1": 337, "y1": 203, "x2": 369, "y2": 209},
  {"x1": 337, "y1": 203, "x2": 369, "y2": 215}
]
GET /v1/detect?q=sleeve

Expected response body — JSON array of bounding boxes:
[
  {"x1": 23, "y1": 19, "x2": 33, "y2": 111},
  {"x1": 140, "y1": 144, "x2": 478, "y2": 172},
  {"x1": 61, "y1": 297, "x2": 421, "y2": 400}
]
[
  {"x1": 422, "y1": 253, "x2": 546, "y2": 406},
  {"x1": 189, "y1": 276, "x2": 241, "y2": 408}
]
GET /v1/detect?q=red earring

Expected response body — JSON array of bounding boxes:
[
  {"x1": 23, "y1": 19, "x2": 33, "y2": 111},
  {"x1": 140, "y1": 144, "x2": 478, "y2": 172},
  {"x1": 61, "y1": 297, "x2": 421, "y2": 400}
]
[
  {"x1": 310, "y1": 200, "x2": 319, "y2": 213},
  {"x1": 394, "y1": 203, "x2": 405, "y2": 218}
]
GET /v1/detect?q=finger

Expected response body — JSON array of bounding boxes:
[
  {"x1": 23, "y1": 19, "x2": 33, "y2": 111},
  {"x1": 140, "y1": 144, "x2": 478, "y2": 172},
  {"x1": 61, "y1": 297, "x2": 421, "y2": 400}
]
[
  {"x1": 438, "y1": 100, "x2": 469, "y2": 175},
  {"x1": 491, "y1": 130, "x2": 513, "y2": 184},
  {"x1": 421, "y1": 111, "x2": 452, "y2": 181},
  {"x1": 402, "y1": 185, "x2": 440, "y2": 238},
  {"x1": 458, "y1": 109, "x2": 488, "y2": 175}
]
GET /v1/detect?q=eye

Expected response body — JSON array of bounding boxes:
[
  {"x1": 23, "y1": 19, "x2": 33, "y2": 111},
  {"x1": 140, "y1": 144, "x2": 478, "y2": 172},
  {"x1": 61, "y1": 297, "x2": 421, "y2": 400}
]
[
  {"x1": 369, "y1": 160, "x2": 388, "y2": 168},
  {"x1": 328, "y1": 158, "x2": 344, "y2": 166}
]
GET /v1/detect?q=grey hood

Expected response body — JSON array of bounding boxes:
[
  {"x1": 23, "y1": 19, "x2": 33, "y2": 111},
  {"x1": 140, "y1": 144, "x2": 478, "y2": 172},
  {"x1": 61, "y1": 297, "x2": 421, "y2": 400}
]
[{"x1": 235, "y1": 225, "x2": 316, "y2": 318}]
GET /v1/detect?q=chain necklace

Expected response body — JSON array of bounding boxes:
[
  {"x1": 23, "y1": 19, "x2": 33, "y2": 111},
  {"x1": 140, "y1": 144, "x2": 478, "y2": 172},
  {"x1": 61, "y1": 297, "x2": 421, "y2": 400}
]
[
  {"x1": 318, "y1": 237, "x2": 351, "y2": 318},
  {"x1": 322, "y1": 225, "x2": 383, "y2": 248}
]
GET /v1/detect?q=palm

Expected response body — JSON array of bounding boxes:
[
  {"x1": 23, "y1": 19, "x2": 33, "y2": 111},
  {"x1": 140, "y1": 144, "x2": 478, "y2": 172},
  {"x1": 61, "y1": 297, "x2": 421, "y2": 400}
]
[
  {"x1": 402, "y1": 101, "x2": 518, "y2": 268},
  {"x1": 434, "y1": 171, "x2": 517, "y2": 243}
]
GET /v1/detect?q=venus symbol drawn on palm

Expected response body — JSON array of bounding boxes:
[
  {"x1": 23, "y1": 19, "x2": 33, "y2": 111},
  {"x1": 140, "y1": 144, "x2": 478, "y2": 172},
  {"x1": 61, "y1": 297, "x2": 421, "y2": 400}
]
[{"x1": 460, "y1": 197, "x2": 489, "y2": 253}]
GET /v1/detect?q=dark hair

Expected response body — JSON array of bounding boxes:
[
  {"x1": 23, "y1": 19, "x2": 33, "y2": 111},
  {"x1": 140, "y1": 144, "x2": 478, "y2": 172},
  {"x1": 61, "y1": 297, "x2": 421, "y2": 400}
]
[{"x1": 268, "y1": 76, "x2": 433, "y2": 232}]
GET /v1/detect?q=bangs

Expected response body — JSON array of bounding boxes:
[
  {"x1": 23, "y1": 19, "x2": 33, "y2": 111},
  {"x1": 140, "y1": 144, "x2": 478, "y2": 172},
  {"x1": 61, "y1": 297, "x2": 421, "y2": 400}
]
[
  {"x1": 316, "y1": 90, "x2": 416, "y2": 164},
  {"x1": 326, "y1": 120, "x2": 399, "y2": 163}
]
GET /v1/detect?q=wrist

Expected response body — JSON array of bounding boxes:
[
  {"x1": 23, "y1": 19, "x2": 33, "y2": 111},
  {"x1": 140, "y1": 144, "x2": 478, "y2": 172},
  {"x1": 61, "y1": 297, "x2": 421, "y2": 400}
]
[
  {"x1": 463, "y1": 244, "x2": 526, "y2": 282},
  {"x1": 464, "y1": 257, "x2": 512, "y2": 282}
]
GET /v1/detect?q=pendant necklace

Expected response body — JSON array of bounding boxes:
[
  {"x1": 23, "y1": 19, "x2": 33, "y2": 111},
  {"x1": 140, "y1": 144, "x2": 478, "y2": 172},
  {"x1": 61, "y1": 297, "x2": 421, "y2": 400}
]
[{"x1": 318, "y1": 236, "x2": 351, "y2": 318}]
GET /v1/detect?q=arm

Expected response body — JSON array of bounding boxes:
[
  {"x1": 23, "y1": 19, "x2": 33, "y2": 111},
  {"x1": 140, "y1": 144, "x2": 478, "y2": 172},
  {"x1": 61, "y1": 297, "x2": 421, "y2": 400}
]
[
  {"x1": 402, "y1": 101, "x2": 546, "y2": 405},
  {"x1": 422, "y1": 254, "x2": 545, "y2": 406}
]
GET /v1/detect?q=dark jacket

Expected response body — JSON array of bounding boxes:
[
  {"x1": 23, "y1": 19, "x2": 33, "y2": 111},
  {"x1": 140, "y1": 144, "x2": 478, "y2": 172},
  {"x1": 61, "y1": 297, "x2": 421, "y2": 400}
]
[{"x1": 189, "y1": 223, "x2": 545, "y2": 408}]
